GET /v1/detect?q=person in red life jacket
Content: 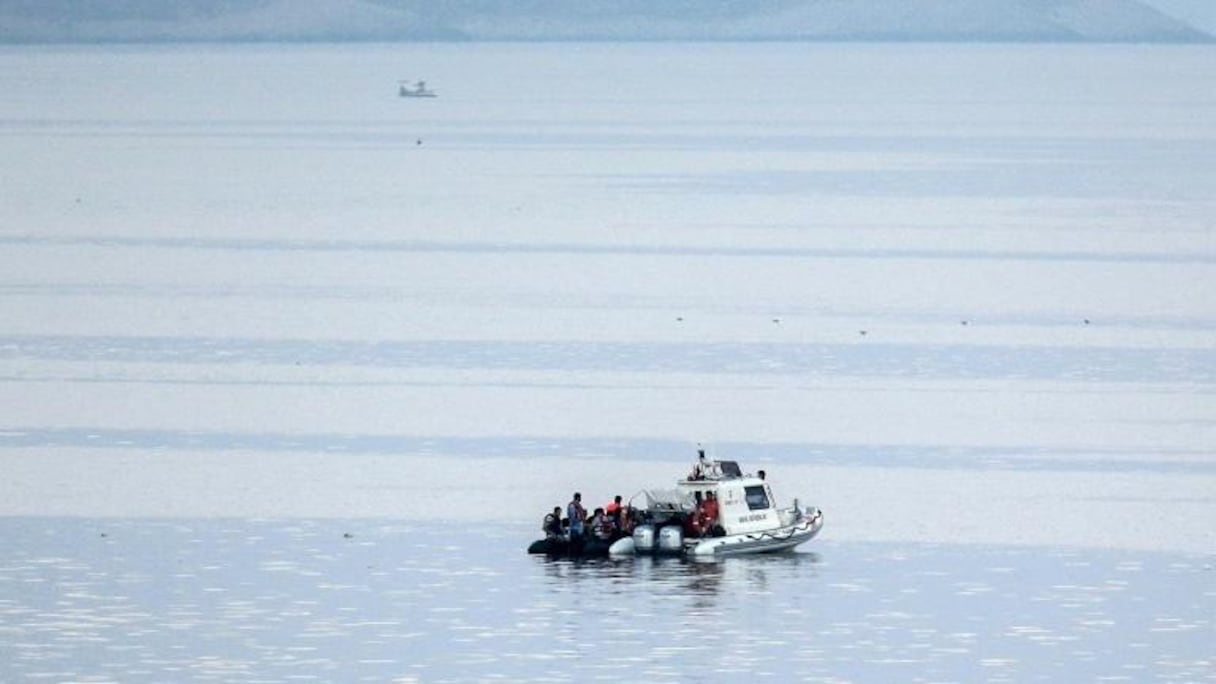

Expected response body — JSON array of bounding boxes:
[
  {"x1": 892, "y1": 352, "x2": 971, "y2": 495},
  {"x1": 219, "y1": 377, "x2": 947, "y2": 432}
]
[
  {"x1": 605, "y1": 495, "x2": 623, "y2": 529},
  {"x1": 687, "y1": 491, "x2": 706, "y2": 537},
  {"x1": 702, "y1": 491, "x2": 720, "y2": 535}
]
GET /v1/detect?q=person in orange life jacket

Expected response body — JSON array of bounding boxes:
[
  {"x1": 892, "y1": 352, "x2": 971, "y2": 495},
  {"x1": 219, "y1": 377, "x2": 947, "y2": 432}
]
[
  {"x1": 567, "y1": 493, "x2": 587, "y2": 544},
  {"x1": 542, "y1": 506, "x2": 563, "y2": 539},
  {"x1": 687, "y1": 491, "x2": 705, "y2": 537},
  {"x1": 702, "y1": 491, "x2": 720, "y2": 534},
  {"x1": 605, "y1": 495, "x2": 623, "y2": 528}
]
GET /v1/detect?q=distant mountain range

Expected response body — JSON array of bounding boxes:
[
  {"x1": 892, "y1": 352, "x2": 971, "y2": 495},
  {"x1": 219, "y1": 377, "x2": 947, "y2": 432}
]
[{"x1": 0, "y1": 0, "x2": 1211, "y2": 43}]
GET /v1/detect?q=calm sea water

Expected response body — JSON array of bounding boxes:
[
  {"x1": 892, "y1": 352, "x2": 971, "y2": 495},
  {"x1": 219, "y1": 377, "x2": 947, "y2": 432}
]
[
  {"x1": 1, "y1": 41, "x2": 1214, "y2": 682},
  {"x1": 1, "y1": 518, "x2": 1212, "y2": 683}
]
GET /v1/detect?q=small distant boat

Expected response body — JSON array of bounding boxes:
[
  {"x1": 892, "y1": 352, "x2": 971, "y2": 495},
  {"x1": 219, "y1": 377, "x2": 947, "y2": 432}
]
[
  {"x1": 399, "y1": 80, "x2": 437, "y2": 98},
  {"x1": 528, "y1": 449, "x2": 824, "y2": 559}
]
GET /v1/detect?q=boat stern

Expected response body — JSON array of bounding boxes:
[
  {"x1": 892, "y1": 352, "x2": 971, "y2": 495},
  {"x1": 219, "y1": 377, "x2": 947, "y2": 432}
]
[{"x1": 688, "y1": 508, "x2": 824, "y2": 557}]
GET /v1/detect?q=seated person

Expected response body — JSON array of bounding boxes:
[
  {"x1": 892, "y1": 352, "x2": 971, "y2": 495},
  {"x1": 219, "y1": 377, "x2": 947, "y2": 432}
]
[
  {"x1": 597, "y1": 511, "x2": 617, "y2": 540},
  {"x1": 589, "y1": 508, "x2": 614, "y2": 540},
  {"x1": 542, "y1": 506, "x2": 564, "y2": 538}
]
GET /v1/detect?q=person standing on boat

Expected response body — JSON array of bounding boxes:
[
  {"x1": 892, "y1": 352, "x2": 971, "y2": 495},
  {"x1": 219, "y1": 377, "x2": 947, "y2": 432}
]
[
  {"x1": 688, "y1": 491, "x2": 705, "y2": 537},
  {"x1": 703, "y1": 491, "x2": 721, "y2": 535},
  {"x1": 567, "y1": 492, "x2": 587, "y2": 550},
  {"x1": 605, "y1": 495, "x2": 623, "y2": 528}
]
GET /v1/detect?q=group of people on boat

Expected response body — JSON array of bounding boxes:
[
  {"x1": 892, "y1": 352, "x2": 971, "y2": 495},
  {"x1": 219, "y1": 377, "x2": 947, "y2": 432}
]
[
  {"x1": 541, "y1": 492, "x2": 635, "y2": 552},
  {"x1": 534, "y1": 486, "x2": 726, "y2": 556},
  {"x1": 529, "y1": 449, "x2": 823, "y2": 558},
  {"x1": 688, "y1": 490, "x2": 724, "y2": 538}
]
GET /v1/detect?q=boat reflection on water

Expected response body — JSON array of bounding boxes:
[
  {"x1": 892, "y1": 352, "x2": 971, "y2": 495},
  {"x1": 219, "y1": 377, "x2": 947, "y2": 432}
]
[{"x1": 532, "y1": 551, "x2": 821, "y2": 610}]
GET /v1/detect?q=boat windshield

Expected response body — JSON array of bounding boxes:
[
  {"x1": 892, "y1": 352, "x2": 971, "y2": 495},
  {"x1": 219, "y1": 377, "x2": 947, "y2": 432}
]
[{"x1": 744, "y1": 485, "x2": 770, "y2": 510}]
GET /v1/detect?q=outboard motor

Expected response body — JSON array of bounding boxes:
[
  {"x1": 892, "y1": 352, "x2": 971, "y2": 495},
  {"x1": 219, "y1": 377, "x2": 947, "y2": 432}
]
[
  {"x1": 658, "y1": 525, "x2": 684, "y2": 554},
  {"x1": 633, "y1": 524, "x2": 656, "y2": 553}
]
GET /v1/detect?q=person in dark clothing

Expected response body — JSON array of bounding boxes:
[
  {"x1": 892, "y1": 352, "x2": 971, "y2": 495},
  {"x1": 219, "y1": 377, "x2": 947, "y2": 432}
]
[{"x1": 542, "y1": 506, "x2": 563, "y2": 538}]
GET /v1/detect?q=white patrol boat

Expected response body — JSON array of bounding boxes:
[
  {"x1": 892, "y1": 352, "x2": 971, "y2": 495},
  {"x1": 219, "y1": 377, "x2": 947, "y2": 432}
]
[{"x1": 609, "y1": 451, "x2": 824, "y2": 557}]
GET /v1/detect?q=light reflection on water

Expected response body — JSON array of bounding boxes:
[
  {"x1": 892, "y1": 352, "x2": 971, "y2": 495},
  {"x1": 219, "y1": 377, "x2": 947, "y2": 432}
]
[{"x1": 0, "y1": 518, "x2": 1211, "y2": 683}]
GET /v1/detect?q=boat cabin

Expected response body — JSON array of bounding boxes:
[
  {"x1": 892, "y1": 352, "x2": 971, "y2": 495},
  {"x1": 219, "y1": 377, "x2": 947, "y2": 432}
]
[{"x1": 677, "y1": 458, "x2": 780, "y2": 536}]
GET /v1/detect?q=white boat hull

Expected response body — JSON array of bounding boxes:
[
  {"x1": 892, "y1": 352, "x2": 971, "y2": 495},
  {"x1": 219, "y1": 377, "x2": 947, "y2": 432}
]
[
  {"x1": 616, "y1": 509, "x2": 824, "y2": 558},
  {"x1": 608, "y1": 536, "x2": 636, "y2": 556},
  {"x1": 688, "y1": 508, "x2": 824, "y2": 556}
]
